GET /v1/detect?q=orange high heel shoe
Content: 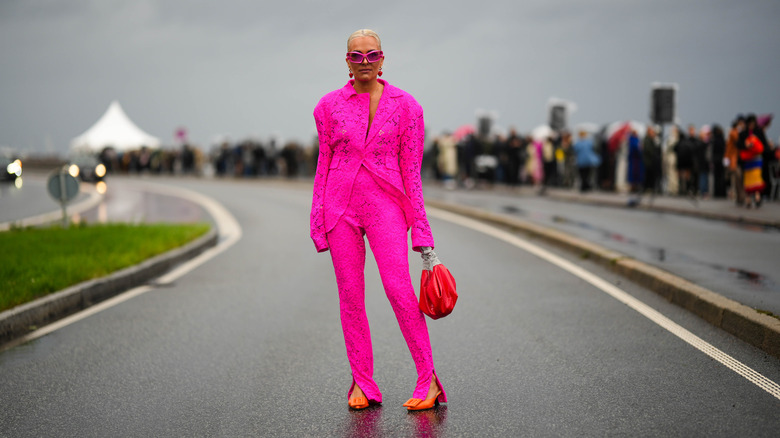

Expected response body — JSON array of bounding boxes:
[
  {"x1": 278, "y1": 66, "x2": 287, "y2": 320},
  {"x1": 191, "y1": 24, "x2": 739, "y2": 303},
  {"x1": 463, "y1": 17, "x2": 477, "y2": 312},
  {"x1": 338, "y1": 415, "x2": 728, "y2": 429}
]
[
  {"x1": 404, "y1": 390, "x2": 442, "y2": 411},
  {"x1": 347, "y1": 381, "x2": 370, "y2": 410},
  {"x1": 405, "y1": 373, "x2": 445, "y2": 411},
  {"x1": 348, "y1": 396, "x2": 369, "y2": 410}
]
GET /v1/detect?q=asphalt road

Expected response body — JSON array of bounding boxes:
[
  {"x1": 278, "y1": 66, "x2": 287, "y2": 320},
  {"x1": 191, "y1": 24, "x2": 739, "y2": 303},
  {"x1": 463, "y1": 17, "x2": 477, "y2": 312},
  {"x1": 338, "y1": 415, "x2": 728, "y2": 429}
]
[
  {"x1": 0, "y1": 174, "x2": 209, "y2": 227},
  {"x1": 1, "y1": 177, "x2": 779, "y2": 436},
  {"x1": 0, "y1": 177, "x2": 91, "y2": 224},
  {"x1": 424, "y1": 186, "x2": 780, "y2": 317}
]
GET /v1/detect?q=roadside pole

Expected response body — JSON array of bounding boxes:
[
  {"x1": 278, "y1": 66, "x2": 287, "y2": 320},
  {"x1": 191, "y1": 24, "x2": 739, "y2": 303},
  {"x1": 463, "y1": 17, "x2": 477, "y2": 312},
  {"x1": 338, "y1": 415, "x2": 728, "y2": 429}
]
[{"x1": 651, "y1": 83, "x2": 678, "y2": 196}]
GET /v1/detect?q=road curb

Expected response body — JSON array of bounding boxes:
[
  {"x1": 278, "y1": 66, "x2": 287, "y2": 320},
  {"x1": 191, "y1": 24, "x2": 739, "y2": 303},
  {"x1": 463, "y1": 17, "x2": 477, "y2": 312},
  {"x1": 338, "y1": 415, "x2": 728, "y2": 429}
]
[
  {"x1": 0, "y1": 227, "x2": 218, "y2": 348},
  {"x1": 427, "y1": 199, "x2": 780, "y2": 360}
]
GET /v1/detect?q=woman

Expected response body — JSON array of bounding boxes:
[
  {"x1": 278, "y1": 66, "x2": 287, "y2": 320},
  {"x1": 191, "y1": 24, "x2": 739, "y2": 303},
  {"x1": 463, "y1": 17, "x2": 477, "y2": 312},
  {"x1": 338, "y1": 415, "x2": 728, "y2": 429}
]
[
  {"x1": 737, "y1": 114, "x2": 767, "y2": 208},
  {"x1": 310, "y1": 29, "x2": 446, "y2": 411}
]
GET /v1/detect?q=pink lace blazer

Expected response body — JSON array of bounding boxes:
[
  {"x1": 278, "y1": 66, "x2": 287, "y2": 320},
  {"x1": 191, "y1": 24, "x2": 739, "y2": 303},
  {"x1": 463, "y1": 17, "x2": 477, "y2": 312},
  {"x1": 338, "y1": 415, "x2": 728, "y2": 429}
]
[{"x1": 310, "y1": 79, "x2": 434, "y2": 253}]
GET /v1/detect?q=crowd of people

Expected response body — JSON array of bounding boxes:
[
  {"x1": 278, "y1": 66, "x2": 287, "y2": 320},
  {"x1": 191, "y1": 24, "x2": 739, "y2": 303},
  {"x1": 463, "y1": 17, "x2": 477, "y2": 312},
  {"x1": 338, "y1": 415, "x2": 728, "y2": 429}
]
[
  {"x1": 97, "y1": 143, "x2": 203, "y2": 175},
  {"x1": 94, "y1": 138, "x2": 313, "y2": 179},
  {"x1": 210, "y1": 139, "x2": 310, "y2": 178},
  {"x1": 89, "y1": 113, "x2": 778, "y2": 209},
  {"x1": 426, "y1": 113, "x2": 778, "y2": 208}
]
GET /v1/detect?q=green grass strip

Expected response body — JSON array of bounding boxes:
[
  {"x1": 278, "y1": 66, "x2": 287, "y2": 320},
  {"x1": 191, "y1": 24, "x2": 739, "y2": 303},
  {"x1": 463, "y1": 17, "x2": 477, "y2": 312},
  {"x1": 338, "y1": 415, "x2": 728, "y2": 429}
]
[{"x1": 0, "y1": 223, "x2": 210, "y2": 312}]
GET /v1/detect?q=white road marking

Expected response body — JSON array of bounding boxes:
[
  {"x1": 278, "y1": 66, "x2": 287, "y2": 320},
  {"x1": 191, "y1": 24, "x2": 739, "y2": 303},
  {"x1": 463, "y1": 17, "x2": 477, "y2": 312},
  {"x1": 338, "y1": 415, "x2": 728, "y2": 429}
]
[
  {"x1": 428, "y1": 207, "x2": 780, "y2": 401},
  {"x1": 6, "y1": 181, "x2": 242, "y2": 349}
]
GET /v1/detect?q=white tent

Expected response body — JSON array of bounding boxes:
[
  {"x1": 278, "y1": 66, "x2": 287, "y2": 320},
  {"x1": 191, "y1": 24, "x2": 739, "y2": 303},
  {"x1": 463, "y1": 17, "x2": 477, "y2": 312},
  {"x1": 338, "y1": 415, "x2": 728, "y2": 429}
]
[{"x1": 70, "y1": 101, "x2": 161, "y2": 152}]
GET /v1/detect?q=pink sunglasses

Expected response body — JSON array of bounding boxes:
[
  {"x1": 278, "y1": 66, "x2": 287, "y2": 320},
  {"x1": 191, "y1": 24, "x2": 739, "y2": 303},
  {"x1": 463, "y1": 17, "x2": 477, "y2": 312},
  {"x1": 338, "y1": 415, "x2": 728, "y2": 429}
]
[{"x1": 346, "y1": 50, "x2": 383, "y2": 63}]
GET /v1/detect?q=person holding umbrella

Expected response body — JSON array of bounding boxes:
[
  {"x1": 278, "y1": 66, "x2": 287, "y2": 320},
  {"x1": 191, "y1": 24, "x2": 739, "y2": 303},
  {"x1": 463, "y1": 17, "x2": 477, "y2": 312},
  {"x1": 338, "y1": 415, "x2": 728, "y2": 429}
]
[{"x1": 310, "y1": 29, "x2": 446, "y2": 411}]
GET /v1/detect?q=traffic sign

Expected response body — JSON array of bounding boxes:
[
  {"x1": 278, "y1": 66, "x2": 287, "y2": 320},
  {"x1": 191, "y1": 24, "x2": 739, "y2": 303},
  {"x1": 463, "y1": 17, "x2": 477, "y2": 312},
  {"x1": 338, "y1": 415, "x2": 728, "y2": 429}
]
[
  {"x1": 47, "y1": 168, "x2": 80, "y2": 227},
  {"x1": 47, "y1": 170, "x2": 80, "y2": 202}
]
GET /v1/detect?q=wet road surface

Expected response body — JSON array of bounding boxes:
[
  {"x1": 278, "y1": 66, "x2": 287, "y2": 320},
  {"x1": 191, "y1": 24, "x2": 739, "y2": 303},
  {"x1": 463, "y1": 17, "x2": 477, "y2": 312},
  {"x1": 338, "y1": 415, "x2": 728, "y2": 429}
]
[
  {"x1": 0, "y1": 176, "x2": 92, "y2": 224},
  {"x1": 424, "y1": 186, "x2": 780, "y2": 317},
  {"x1": 1, "y1": 177, "x2": 778, "y2": 436},
  {"x1": 0, "y1": 174, "x2": 209, "y2": 227}
]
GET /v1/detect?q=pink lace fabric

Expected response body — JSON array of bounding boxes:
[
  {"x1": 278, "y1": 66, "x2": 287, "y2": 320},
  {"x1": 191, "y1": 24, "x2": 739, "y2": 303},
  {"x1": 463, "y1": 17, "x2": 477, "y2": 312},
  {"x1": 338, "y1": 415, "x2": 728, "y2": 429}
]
[
  {"x1": 310, "y1": 79, "x2": 434, "y2": 253},
  {"x1": 329, "y1": 167, "x2": 445, "y2": 403},
  {"x1": 309, "y1": 80, "x2": 445, "y2": 403}
]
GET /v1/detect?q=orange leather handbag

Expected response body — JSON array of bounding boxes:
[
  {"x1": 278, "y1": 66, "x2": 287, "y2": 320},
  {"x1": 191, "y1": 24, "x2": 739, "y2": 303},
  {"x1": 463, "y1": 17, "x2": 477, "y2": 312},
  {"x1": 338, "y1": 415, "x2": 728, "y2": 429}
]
[{"x1": 419, "y1": 249, "x2": 458, "y2": 320}]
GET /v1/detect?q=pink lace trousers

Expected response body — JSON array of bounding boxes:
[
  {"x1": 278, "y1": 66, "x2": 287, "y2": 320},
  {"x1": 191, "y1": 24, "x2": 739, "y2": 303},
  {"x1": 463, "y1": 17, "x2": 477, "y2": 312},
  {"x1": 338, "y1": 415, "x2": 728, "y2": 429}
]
[{"x1": 327, "y1": 166, "x2": 443, "y2": 403}]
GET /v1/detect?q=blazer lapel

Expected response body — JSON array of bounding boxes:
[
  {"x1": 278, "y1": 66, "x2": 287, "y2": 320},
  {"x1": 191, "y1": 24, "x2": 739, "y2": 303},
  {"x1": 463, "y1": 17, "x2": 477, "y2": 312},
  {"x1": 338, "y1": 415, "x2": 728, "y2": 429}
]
[{"x1": 365, "y1": 92, "x2": 400, "y2": 145}]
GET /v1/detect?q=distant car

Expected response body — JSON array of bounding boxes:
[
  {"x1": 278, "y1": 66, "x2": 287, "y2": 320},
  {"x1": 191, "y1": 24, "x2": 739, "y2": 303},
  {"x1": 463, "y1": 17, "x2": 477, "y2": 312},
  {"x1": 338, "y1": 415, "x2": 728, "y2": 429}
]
[
  {"x1": 68, "y1": 154, "x2": 106, "y2": 182},
  {"x1": 0, "y1": 153, "x2": 22, "y2": 183}
]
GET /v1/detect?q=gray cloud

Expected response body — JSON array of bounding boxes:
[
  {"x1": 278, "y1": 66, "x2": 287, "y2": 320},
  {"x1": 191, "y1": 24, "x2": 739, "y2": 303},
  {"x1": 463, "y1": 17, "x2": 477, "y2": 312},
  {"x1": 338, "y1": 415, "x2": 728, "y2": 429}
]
[{"x1": 1, "y1": 0, "x2": 778, "y2": 154}]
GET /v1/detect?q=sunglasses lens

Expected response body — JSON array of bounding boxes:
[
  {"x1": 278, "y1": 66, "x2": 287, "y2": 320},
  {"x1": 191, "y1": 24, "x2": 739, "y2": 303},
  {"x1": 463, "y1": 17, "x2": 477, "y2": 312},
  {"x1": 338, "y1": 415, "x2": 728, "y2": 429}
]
[
  {"x1": 348, "y1": 53, "x2": 363, "y2": 63},
  {"x1": 367, "y1": 51, "x2": 381, "y2": 62}
]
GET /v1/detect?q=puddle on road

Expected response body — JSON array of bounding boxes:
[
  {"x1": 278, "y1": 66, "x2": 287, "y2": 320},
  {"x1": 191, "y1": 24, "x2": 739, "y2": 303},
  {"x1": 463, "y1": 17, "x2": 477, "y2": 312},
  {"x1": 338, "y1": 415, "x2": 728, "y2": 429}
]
[
  {"x1": 726, "y1": 221, "x2": 780, "y2": 234},
  {"x1": 722, "y1": 266, "x2": 764, "y2": 284},
  {"x1": 500, "y1": 205, "x2": 774, "y2": 290},
  {"x1": 501, "y1": 205, "x2": 525, "y2": 215}
]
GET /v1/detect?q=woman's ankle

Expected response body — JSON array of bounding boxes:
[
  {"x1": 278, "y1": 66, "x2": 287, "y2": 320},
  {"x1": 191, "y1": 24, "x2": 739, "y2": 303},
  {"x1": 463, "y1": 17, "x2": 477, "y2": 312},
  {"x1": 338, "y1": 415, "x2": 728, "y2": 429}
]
[
  {"x1": 426, "y1": 374, "x2": 440, "y2": 399},
  {"x1": 350, "y1": 384, "x2": 365, "y2": 399}
]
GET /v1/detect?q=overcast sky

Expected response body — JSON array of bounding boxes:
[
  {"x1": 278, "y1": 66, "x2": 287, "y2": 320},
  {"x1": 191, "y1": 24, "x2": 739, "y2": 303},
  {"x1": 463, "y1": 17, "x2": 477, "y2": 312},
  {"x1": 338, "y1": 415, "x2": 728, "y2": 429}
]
[{"x1": 1, "y1": 0, "x2": 778, "y2": 155}]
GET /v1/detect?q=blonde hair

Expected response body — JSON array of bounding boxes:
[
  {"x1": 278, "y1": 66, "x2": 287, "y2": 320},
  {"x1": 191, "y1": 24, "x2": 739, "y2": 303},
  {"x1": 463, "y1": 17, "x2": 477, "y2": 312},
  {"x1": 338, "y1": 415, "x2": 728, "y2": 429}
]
[{"x1": 347, "y1": 29, "x2": 382, "y2": 51}]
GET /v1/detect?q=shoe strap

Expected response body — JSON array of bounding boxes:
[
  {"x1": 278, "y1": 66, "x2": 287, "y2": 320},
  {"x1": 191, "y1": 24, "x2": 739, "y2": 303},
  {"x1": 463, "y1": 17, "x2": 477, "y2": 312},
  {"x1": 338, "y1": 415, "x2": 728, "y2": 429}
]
[{"x1": 404, "y1": 398, "x2": 423, "y2": 407}]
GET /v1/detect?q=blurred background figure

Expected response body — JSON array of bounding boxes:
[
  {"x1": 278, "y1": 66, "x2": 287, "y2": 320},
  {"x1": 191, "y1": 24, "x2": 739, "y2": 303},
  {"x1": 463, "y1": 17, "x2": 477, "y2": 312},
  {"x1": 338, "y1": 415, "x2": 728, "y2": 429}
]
[
  {"x1": 738, "y1": 114, "x2": 768, "y2": 208},
  {"x1": 664, "y1": 125, "x2": 680, "y2": 195},
  {"x1": 280, "y1": 141, "x2": 301, "y2": 178},
  {"x1": 474, "y1": 135, "x2": 499, "y2": 187},
  {"x1": 695, "y1": 125, "x2": 711, "y2": 199},
  {"x1": 674, "y1": 125, "x2": 696, "y2": 197},
  {"x1": 436, "y1": 132, "x2": 458, "y2": 189},
  {"x1": 572, "y1": 130, "x2": 600, "y2": 193},
  {"x1": 505, "y1": 128, "x2": 527, "y2": 187},
  {"x1": 458, "y1": 133, "x2": 478, "y2": 189},
  {"x1": 710, "y1": 124, "x2": 727, "y2": 198},
  {"x1": 626, "y1": 129, "x2": 643, "y2": 193},
  {"x1": 757, "y1": 114, "x2": 776, "y2": 201},
  {"x1": 642, "y1": 125, "x2": 662, "y2": 195},
  {"x1": 181, "y1": 144, "x2": 196, "y2": 175},
  {"x1": 525, "y1": 135, "x2": 543, "y2": 187},
  {"x1": 541, "y1": 133, "x2": 557, "y2": 192},
  {"x1": 725, "y1": 116, "x2": 745, "y2": 205},
  {"x1": 560, "y1": 131, "x2": 576, "y2": 188}
]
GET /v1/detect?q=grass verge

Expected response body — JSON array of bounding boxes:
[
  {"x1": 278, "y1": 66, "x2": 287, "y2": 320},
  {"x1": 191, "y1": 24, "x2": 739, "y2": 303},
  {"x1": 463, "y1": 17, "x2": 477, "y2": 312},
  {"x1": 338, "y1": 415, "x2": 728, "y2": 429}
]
[{"x1": 0, "y1": 223, "x2": 210, "y2": 312}]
